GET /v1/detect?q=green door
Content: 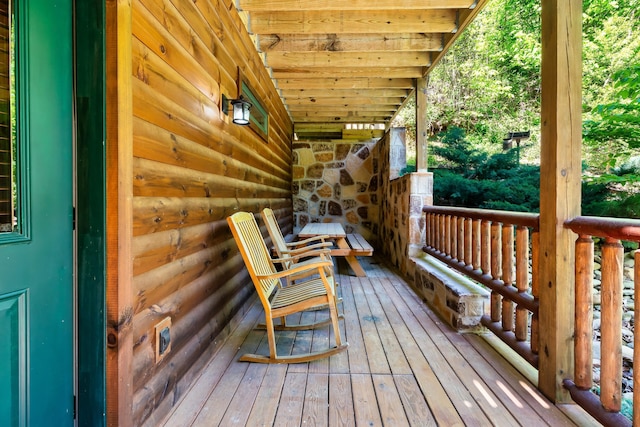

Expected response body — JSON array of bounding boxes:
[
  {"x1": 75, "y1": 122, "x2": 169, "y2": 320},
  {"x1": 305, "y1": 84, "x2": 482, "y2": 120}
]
[{"x1": 0, "y1": 0, "x2": 74, "y2": 425}]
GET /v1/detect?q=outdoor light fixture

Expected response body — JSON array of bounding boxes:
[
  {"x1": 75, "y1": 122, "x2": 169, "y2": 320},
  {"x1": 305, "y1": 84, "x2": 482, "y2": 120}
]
[{"x1": 222, "y1": 94, "x2": 251, "y2": 125}]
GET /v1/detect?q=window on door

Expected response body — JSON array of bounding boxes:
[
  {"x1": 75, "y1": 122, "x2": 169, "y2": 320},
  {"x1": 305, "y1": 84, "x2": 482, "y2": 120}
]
[{"x1": 0, "y1": 0, "x2": 17, "y2": 234}]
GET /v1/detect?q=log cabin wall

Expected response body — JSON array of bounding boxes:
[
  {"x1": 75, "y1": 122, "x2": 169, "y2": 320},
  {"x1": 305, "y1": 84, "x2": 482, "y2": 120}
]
[{"x1": 127, "y1": 0, "x2": 292, "y2": 425}]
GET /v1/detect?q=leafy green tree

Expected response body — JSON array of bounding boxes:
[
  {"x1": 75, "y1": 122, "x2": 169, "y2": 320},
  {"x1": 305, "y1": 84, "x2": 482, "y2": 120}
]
[{"x1": 583, "y1": 66, "x2": 640, "y2": 165}]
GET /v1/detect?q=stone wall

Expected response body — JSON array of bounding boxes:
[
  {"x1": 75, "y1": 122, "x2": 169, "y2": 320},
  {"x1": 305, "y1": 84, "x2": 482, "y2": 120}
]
[{"x1": 292, "y1": 139, "x2": 381, "y2": 245}]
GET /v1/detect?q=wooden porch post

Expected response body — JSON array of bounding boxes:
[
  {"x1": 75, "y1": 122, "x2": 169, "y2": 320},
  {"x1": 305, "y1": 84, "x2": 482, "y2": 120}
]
[
  {"x1": 106, "y1": 0, "x2": 134, "y2": 425},
  {"x1": 416, "y1": 76, "x2": 428, "y2": 172},
  {"x1": 538, "y1": 0, "x2": 582, "y2": 402}
]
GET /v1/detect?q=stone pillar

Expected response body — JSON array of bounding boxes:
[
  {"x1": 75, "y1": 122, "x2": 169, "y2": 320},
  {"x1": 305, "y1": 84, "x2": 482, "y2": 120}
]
[
  {"x1": 388, "y1": 127, "x2": 407, "y2": 180},
  {"x1": 408, "y1": 172, "x2": 433, "y2": 261}
]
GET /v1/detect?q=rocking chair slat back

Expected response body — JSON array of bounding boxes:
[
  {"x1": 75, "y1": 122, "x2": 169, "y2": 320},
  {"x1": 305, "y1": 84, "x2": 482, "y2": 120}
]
[{"x1": 228, "y1": 211, "x2": 279, "y2": 302}]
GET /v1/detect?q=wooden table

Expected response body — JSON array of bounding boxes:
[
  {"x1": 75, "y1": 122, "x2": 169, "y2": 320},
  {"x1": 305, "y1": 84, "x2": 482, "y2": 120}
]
[{"x1": 299, "y1": 222, "x2": 368, "y2": 277}]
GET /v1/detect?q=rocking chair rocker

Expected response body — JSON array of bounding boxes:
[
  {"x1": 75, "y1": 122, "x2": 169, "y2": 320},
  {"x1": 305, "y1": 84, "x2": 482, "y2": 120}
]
[{"x1": 227, "y1": 211, "x2": 348, "y2": 363}]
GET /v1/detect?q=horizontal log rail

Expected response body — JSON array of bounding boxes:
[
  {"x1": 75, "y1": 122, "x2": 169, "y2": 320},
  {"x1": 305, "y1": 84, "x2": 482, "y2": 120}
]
[
  {"x1": 422, "y1": 206, "x2": 540, "y2": 367},
  {"x1": 564, "y1": 216, "x2": 640, "y2": 427}
]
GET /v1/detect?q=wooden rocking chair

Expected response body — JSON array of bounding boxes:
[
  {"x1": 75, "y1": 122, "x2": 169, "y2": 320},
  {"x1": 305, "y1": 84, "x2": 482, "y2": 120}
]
[
  {"x1": 261, "y1": 208, "x2": 337, "y2": 287},
  {"x1": 261, "y1": 207, "x2": 333, "y2": 270},
  {"x1": 227, "y1": 211, "x2": 348, "y2": 363}
]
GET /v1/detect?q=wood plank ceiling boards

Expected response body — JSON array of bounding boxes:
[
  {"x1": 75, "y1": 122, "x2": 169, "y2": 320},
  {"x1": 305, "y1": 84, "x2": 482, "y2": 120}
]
[{"x1": 236, "y1": 0, "x2": 488, "y2": 139}]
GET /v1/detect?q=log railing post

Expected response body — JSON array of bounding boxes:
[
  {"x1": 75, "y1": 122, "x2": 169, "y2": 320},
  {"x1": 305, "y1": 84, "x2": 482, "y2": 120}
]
[
  {"x1": 481, "y1": 220, "x2": 491, "y2": 276},
  {"x1": 491, "y1": 222, "x2": 502, "y2": 323},
  {"x1": 531, "y1": 230, "x2": 540, "y2": 355},
  {"x1": 449, "y1": 215, "x2": 456, "y2": 260},
  {"x1": 502, "y1": 224, "x2": 515, "y2": 331},
  {"x1": 472, "y1": 219, "x2": 481, "y2": 271},
  {"x1": 515, "y1": 226, "x2": 530, "y2": 341},
  {"x1": 458, "y1": 217, "x2": 465, "y2": 262},
  {"x1": 444, "y1": 215, "x2": 451, "y2": 256},
  {"x1": 465, "y1": 218, "x2": 473, "y2": 266},
  {"x1": 574, "y1": 234, "x2": 594, "y2": 390},
  {"x1": 600, "y1": 237, "x2": 623, "y2": 412},
  {"x1": 439, "y1": 214, "x2": 445, "y2": 255}
]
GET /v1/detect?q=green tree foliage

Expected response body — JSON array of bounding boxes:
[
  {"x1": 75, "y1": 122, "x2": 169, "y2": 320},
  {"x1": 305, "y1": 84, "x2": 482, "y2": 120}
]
[
  {"x1": 431, "y1": 127, "x2": 540, "y2": 212},
  {"x1": 393, "y1": 0, "x2": 640, "y2": 217},
  {"x1": 432, "y1": 127, "x2": 638, "y2": 217},
  {"x1": 584, "y1": 65, "x2": 640, "y2": 170}
]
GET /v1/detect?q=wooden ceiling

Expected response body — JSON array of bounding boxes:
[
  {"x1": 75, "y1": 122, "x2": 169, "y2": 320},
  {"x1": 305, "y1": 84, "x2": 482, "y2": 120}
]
[{"x1": 236, "y1": 0, "x2": 488, "y2": 139}]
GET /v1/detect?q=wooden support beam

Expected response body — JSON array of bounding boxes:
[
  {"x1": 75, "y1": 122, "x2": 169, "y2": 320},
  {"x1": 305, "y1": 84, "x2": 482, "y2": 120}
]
[
  {"x1": 538, "y1": 0, "x2": 582, "y2": 403},
  {"x1": 416, "y1": 76, "x2": 428, "y2": 171}
]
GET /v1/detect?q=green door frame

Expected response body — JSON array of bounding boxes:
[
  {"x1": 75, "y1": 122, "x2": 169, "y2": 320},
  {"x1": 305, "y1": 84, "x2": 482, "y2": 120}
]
[{"x1": 75, "y1": 0, "x2": 107, "y2": 425}]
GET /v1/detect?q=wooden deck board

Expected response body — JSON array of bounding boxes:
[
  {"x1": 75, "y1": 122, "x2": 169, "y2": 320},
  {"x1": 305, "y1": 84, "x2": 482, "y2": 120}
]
[
  {"x1": 163, "y1": 256, "x2": 592, "y2": 427},
  {"x1": 302, "y1": 373, "x2": 329, "y2": 425},
  {"x1": 350, "y1": 276, "x2": 391, "y2": 374},
  {"x1": 362, "y1": 277, "x2": 414, "y2": 375},
  {"x1": 328, "y1": 373, "x2": 355, "y2": 426}
]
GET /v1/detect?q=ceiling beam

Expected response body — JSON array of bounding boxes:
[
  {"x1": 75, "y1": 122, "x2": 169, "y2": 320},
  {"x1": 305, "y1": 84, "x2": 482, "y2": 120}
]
[
  {"x1": 271, "y1": 68, "x2": 423, "y2": 79},
  {"x1": 276, "y1": 78, "x2": 415, "y2": 89},
  {"x1": 291, "y1": 108, "x2": 393, "y2": 117},
  {"x1": 248, "y1": 10, "x2": 458, "y2": 34},
  {"x1": 258, "y1": 33, "x2": 443, "y2": 52},
  {"x1": 266, "y1": 51, "x2": 432, "y2": 68},
  {"x1": 281, "y1": 88, "x2": 411, "y2": 98},
  {"x1": 239, "y1": 0, "x2": 475, "y2": 11},
  {"x1": 293, "y1": 116, "x2": 390, "y2": 123},
  {"x1": 285, "y1": 96, "x2": 404, "y2": 105},
  {"x1": 290, "y1": 106, "x2": 397, "y2": 117}
]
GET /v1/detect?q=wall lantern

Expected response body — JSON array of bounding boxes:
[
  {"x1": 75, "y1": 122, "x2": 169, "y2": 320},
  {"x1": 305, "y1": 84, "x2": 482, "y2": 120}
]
[{"x1": 222, "y1": 94, "x2": 251, "y2": 126}]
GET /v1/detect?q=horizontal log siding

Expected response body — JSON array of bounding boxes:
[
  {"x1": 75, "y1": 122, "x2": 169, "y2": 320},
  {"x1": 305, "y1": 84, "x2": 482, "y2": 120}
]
[{"x1": 130, "y1": 0, "x2": 293, "y2": 425}]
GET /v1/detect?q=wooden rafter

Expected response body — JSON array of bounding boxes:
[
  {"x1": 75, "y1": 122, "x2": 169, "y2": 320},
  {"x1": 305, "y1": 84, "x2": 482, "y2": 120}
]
[
  {"x1": 235, "y1": 0, "x2": 488, "y2": 138},
  {"x1": 258, "y1": 33, "x2": 443, "y2": 53},
  {"x1": 248, "y1": 10, "x2": 458, "y2": 34},
  {"x1": 238, "y1": 0, "x2": 476, "y2": 12}
]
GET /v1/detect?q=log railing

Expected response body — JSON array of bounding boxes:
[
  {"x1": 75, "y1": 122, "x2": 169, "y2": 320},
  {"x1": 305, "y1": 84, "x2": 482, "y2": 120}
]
[
  {"x1": 422, "y1": 206, "x2": 540, "y2": 367},
  {"x1": 423, "y1": 208, "x2": 640, "y2": 426},
  {"x1": 563, "y1": 216, "x2": 640, "y2": 427}
]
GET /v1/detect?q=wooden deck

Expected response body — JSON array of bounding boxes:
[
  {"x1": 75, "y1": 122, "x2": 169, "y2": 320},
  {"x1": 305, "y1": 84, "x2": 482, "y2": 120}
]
[{"x1": 161, "y1": 256, "x2": 598, "y2": 426}]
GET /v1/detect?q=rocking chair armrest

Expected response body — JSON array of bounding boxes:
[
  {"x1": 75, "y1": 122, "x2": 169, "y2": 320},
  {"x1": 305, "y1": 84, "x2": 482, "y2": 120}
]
[
  {"x1": 287, "y1": 249, "x2": 332, "y2": 263},
  {"x1": 285, "y1": 235, "x2": 331, "y2": 247},
  {"x1": 256, "y1": 259, "x2": 333, "y2": 281},
  {"x1": 282, "y1": 242, "x2": 333, "y2": 255},
  {"x1": 270, "y1": 249, "x2": 331, "y2": 264}
]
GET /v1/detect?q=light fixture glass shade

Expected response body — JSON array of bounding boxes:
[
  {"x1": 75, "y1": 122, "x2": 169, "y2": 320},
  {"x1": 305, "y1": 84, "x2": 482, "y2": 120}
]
[{"x1": 231, "y1": 98, "x2": 251, "y2": 125}]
